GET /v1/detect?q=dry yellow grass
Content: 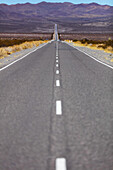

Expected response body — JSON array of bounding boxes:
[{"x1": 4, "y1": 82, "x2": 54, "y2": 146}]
[
  {"x1": 65, "y1": 40, "x2": 113, "y2": 54},
  {"x1": 0, "y1": 40, "x2": 49, "y2": 59}
]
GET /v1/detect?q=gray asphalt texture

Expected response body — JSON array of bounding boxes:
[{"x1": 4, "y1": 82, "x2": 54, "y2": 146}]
[
  {"x1": 0, "y1": 43, "x2": 47, "y2": 68},
  {"x1": 0, "y1": 41, "x2": 113, "y2": 170},
  {"x1": 66, "y1": 42, "x2": 113, "y2": 67}
]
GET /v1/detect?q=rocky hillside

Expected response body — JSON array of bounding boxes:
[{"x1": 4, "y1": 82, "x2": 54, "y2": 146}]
[{"x1": 0, "y1": 2, "x2": 113, "y2": 33}]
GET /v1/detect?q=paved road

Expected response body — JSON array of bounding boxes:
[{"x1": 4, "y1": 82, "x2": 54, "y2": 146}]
[
  {"x1": 0, "y1": 41, "x2": 113, "y2": 170},
  {"x1": 54, "y1": 24, "x2": 58, "y2": 41}
]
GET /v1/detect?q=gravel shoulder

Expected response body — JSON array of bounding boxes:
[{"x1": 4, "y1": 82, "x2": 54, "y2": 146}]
[
  {"x1": 0, "y1": 42, "x2": 49, "y2": 69},
  {"x1": 65, "y1": 42, "x2": 113, "y2": 68}
]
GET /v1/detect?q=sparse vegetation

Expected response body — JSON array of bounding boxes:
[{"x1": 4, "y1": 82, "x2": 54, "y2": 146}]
[
  {"x1": 0, "y1": 39, "x2": 49, "y2": 59},
  {"x1": 0, "y1": 39, "x2": 28, "y2": 47},
  {"x1": 59, "y1": 33, "x2": 113, "y2": 41},
  {"x1": 65, "y1": 39, "x2": 113, "y2": 53}
]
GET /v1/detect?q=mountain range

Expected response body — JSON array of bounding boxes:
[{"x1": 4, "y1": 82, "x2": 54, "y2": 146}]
[{"x1": 0, "y1": 2, "x2": 113, "y2": 33}]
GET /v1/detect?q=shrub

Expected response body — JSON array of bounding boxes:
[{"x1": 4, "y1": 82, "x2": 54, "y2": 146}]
[
  {"x1": 72, "y1": 39, "x2": 113, "y2": 53},
  {"x1": 0, "y1": 40, "x2": 49, "y2": 58}
]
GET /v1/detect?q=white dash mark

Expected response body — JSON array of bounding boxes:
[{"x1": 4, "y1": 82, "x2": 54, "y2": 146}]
[
  {"x1": 56, "y1": 64, "x2": 59, "y2": 67},
  {"x1": 56, "y1": 57, "x2": 58, "y2": 59},
  {"x1": 56, "y1": 158, "x2": 67, "y2": 170},
  {"x1": 56, "y1": 70, "x2": 59, "y2": 74},
  {"x1": 56, "y1": 100, "x2": 62, "y2": 115},
  {"x1": 56, "y1": 80, "x2": 60, "y2": 87},
  {"x1": 56, "y1": 60, "x2": 58, "y2": 63}
]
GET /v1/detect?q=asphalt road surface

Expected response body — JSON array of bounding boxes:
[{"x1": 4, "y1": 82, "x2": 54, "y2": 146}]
[{"x1": 0, "y1": 41, "x2": 113, "y2": 170}]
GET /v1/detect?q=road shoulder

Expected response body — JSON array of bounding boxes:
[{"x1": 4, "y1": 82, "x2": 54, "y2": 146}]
[{"x1": 64, "y1": 41, "x2": 113, "y2": 69}]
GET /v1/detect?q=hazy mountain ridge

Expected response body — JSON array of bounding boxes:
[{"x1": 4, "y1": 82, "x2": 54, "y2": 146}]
[{"x1": 0, "y1": 2, "x2": 113, "y2": 33}]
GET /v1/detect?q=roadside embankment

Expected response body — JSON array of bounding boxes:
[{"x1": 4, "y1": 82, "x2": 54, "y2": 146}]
[
  {"x1": 65, "y1": 40, "x2": 113, "y2": 67},
  {"x1": 0, "y1": 40, "x2": 49, "y2": 59},
  {"x1": 0, "y1": 40, "x2": 49, "y2": 68}
]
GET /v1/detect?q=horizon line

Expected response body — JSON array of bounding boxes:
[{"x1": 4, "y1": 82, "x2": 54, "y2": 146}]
[{"x1": 0, "y1": 1, "x2": 112, "y2": 6}]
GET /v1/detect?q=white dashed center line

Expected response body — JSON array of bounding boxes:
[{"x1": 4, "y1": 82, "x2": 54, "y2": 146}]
[
  {"x1": 56, "y1": 100, "x2": 62, "y2": 115},
  {"x1": 56, "y1": 80, "x2": 60, "y2": 87},
  {"x1": 56, "y1": 49, "x2": 58, "y2": 56},
  {"x1": 56, "y1": 158, "x2": 67, "y2": 170},
  {"x1": 55, "y1": 43, "x2": 66, "y2": 169},
  {"x1": 56, "y1": 70, "x2": 59, "y2": 74},
  {"x1": 56, "y1": 42, "x2": 58, "y2": 56}
]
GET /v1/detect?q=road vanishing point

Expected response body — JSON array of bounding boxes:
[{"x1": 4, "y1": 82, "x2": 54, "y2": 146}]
[{"x1": 0, "y1": 24, "x2": 113, "y2": 170}]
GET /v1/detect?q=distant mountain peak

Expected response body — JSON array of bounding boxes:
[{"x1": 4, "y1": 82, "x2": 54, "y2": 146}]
[
  {"x1": 39, "y1": 1, "x2": 47, "y2": 4},
  {"x1": 89, "y1": 2, "x2": 100, "y2": 5},
  {"x1": 0, "y1": 1, "x2": 112, "y2": 33},
  {"x1": 63, "y1": 2, "x2": 72, "y2": 4}
]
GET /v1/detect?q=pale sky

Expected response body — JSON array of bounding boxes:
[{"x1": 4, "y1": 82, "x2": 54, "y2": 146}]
[{"x1": 1, "y1": 0, "x2": 113, "y2": 6}]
